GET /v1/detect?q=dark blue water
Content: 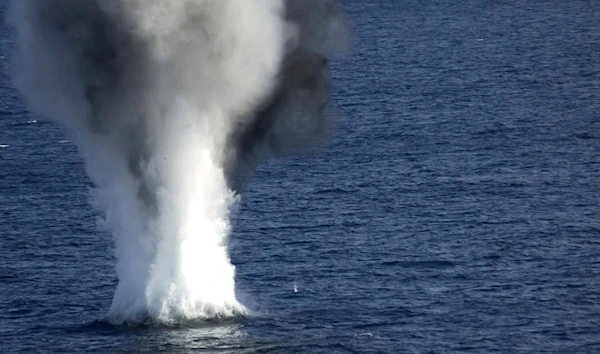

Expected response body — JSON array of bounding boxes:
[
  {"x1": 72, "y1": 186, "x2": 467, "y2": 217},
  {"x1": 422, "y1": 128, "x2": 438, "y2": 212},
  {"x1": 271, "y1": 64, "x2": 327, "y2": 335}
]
[{"x1": 2, "y1": 1, "x2": 600, "y2": 353}]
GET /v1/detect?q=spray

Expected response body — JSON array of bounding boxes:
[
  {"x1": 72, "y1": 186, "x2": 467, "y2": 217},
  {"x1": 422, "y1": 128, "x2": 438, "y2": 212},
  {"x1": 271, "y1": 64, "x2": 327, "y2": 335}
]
[{"x1": 8, "y1": 0, "x2": 348, "y2": 324}]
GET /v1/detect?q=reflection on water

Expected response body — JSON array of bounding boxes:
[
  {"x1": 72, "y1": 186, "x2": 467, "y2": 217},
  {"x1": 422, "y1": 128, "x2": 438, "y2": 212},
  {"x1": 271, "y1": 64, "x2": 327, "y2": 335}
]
[
  {"x1": 156, "y1": 322, "x2": 249, "y2": 352},
  {"x1": 69, "y1": 318, "x2": 264, "y2": 353},
  {"x1": 123, "y1": 320, "x2": 258, "y2": 353}
]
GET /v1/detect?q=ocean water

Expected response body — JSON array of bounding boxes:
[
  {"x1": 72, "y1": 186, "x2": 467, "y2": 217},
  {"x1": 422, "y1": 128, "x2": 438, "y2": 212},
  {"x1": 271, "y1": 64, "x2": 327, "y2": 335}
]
[{"x1": 1, "y1": 0, "x2": 600, "y2": 353}]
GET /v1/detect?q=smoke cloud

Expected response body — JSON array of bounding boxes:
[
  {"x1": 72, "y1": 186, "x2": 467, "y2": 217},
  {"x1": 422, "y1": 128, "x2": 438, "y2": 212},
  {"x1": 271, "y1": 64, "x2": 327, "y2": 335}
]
[{"x1": 8, "y1": 0, "x2": 348, "y2": 324}]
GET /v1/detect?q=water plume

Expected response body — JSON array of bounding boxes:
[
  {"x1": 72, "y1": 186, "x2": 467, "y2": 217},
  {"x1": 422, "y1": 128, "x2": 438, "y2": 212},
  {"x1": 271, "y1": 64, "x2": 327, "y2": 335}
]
[{"x1": 8, "y1": 0, "x2": 348, "y2": 324}]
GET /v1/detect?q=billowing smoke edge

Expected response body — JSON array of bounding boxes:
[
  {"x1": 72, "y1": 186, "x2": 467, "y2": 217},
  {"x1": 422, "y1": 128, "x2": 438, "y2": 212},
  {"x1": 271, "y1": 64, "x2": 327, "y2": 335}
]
[{"x1": 7, "y1": 0, "x2": 349, "y2": 324}]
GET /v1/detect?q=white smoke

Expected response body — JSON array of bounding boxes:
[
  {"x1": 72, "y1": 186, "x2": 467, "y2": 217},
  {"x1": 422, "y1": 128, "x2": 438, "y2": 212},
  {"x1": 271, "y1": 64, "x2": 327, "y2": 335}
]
[{"x1": 8, "y1": 0, "x2": 348, "y2": 324}]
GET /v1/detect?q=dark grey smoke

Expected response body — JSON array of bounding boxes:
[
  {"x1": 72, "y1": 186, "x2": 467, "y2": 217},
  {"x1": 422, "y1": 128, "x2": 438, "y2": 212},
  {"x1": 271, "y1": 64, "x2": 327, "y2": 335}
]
[
  {"x1": 226, "y1": 1, "x2": 349, "y2": 189},
  {"x1": 10, "y1": 0, "x2": 348, "y2": 193}
]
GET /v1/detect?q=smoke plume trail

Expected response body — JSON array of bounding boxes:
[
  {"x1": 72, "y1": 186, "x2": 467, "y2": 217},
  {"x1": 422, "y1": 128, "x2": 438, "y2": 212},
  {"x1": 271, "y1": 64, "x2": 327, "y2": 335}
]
[{"x1": 8, "y1": 0, "x2": 348, "y2": 324}]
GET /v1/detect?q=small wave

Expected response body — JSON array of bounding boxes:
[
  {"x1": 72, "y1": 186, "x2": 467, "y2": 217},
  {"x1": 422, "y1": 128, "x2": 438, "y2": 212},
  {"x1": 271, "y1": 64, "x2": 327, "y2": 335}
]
[
  {"x1": 11, "y1": 119, "x2": 49, "y2": 127},
  {"x1": 72, "y1": 320, "x2": 117, "y2": 332},
  {"x1": 354, "y1": 332, "x2": 374, "y2": 337},
  {"x1": 0, "y1": 144, "x2": 9, "y2": 149},
  {"x1": 576, "y1": 132, "x2": 596, "y2": 140},
  {"x1": 380, "y1": 260, "x2": 456, "y2": 268},
  {"x1": 315, "y1": 187, "x2": 355, "y2": 195}
]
